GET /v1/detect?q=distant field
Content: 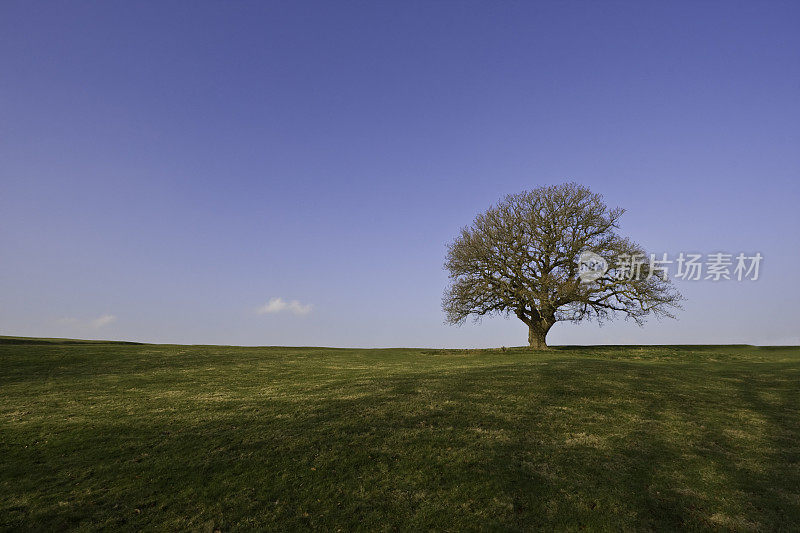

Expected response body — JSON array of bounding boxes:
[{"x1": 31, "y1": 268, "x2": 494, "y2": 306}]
[{"x1": 1, "y1": 337, "x2": 798, "y2": 530}]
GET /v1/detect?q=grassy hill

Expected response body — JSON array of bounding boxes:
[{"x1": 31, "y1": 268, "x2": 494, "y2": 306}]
[
  {"x1": 0, "y1": 335, "x2": 144, "y2": 346},
  {"x1": 1, "y1": 339, "x2": 798, "y2": 530}
]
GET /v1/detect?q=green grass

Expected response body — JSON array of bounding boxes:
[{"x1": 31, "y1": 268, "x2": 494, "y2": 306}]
[{"x1": 1, "y1": 337, "x2": 798, "y2": 531}]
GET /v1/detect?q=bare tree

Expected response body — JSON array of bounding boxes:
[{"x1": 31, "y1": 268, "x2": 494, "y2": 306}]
[{"x1": 443, "y1": 183, "x2": 682, "y2": 349}]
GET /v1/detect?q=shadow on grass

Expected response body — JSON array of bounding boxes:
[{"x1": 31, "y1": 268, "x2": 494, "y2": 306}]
[{"x1": 2, "y1": 348, "x2": 799, "y2": 530}]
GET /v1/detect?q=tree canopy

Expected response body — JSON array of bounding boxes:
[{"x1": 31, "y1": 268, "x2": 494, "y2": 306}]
[{"x1": 443, "y1": 183, "x2": 682, "y2": 348}]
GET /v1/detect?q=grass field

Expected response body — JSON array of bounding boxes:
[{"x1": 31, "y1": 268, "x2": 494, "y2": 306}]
[{"x1": 1, "y1": 337, "x2": 798, "y2": 531}]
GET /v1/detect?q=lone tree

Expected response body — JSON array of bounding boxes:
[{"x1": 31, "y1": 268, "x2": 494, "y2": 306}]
[{"x1": 443, "y1": 183, "x2": 682, "y2": 349}]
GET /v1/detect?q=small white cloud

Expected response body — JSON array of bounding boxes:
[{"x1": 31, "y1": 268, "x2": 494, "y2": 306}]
[
  {"x1": 89, "y1": 314, "x2": 116, "y2": 328},
  {"x1": 287, "y1": 300, "x2": 313, "y2": 316},
  {"x1": 56, "y1": 314, "x2": 116, "y2": 328},
  {"x1": 257, "y1": 297, "x2": 288, "y2": 314},
  {"x1": 256, "y1": 297, "x2": 312, "y2": 316}
]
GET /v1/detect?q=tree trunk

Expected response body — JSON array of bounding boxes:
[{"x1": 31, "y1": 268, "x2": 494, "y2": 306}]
[{"x1": 528, "y1": 323, "x2": 551, "y2": 350}]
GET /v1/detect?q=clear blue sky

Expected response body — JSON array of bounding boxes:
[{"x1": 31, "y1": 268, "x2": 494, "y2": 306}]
[{"x1": 2, "y1": 1, "x2": 798, "y2": 347}]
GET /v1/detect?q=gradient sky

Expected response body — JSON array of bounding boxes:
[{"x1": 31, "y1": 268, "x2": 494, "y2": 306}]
[{"x1": 2, "y1": 1, "x2": 799, "y2": 347}]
